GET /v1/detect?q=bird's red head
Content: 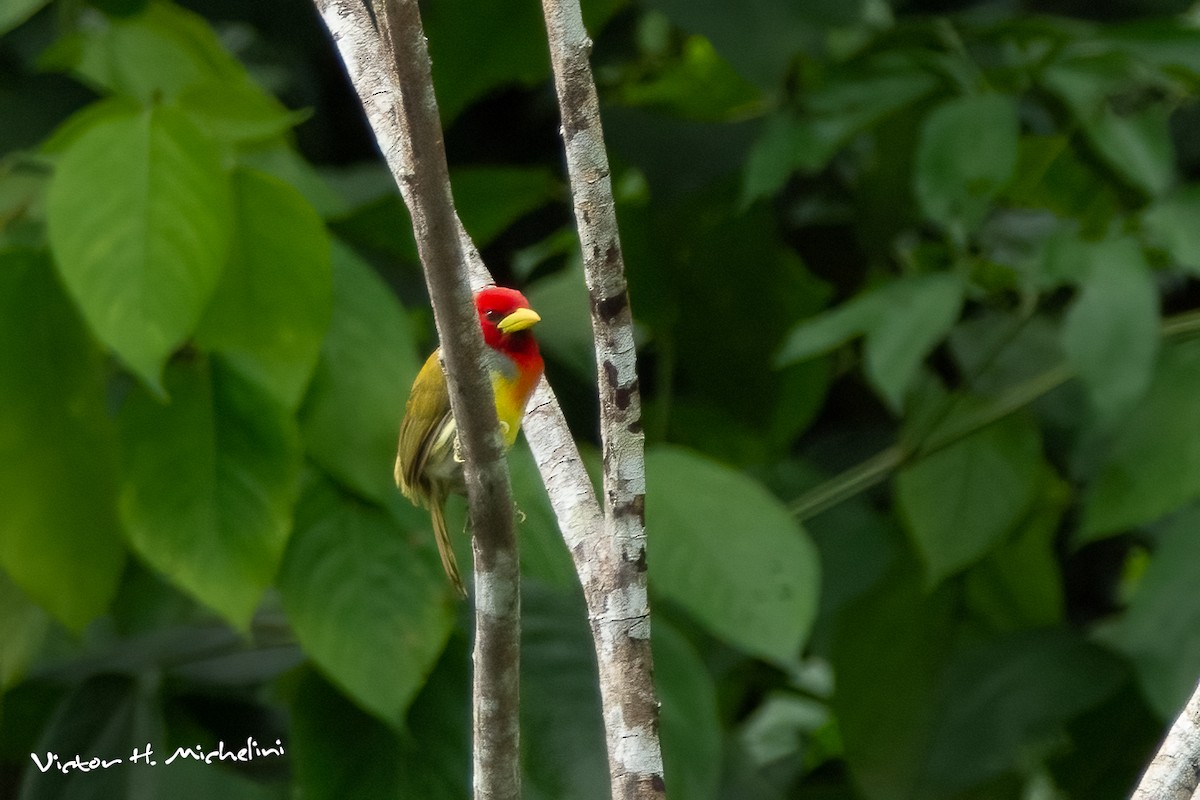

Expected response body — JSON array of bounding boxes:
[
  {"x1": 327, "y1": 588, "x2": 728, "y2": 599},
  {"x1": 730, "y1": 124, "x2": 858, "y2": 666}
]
[{"x1": 475, "y1": 287, "x2": 542, "y2": 366}]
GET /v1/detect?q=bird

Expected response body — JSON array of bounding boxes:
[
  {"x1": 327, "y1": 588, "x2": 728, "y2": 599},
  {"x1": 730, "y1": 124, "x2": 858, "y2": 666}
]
[{"x1": 394, "y1": 286, "x2": 544, "y2": 596}]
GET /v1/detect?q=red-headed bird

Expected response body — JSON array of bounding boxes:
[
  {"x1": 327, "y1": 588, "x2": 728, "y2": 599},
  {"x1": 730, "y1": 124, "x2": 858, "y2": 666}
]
[{"x1": 394, "y1": 287, "x2": 544, "y2": 596}]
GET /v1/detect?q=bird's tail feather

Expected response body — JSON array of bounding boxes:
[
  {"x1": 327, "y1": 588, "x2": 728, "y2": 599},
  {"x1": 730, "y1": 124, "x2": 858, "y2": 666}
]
[{"x1": 431, "y1": 498, "x2": 466, "y2": 597}]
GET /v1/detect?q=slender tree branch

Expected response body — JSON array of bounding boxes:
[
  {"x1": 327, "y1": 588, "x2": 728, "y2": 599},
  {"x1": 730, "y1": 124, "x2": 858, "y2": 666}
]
[
  {"x1": 314, "y1": 2, "x2": 666, "y2": 797},
  {"x1": 312, "y1": 2, "x2": 520, "y2": 796},
  {"x1": 1130, "y1": 675, "x2": 1200, "y2": 800},
  {"x1": 539, "y1": 1, "x2": 664, "y2": 797},
  {"x1": 792, "y1": 309, "x2": 1200, "y2": 522}
]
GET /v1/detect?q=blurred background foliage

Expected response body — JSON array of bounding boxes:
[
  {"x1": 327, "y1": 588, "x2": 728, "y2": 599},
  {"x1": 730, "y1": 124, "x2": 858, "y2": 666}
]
[{"x1": 2, "y1": 0, "x2": 1200, "y2": 797}]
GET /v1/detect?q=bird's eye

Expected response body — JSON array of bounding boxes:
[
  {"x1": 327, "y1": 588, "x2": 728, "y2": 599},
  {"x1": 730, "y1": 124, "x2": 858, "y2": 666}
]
[{"x1": 484, "y1": 309, "x2": 502, "y2": 322}]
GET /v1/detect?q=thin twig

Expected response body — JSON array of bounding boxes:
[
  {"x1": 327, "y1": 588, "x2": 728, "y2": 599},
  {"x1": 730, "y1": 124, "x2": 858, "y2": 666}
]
[
  {"x1": 312, "y1": 1, "x2": 521, "y2": 796},
  {"x1": 539, "y1": 0, "x2": 665, "y2": 797},
  {"x1": 791, "y1": 308, "x2": 1200, "y2": 522}
]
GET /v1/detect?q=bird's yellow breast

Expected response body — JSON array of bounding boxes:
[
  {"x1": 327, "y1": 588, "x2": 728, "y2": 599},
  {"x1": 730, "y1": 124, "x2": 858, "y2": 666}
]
[{"x1": 492, "y1": 371, "x2": 527, "y2": 446}]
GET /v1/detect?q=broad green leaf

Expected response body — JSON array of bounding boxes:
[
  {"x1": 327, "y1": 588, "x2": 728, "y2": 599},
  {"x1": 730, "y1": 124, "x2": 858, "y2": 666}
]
[
  {"x1": 278, "y1": 475, "x2": 455, "y2": 725},
  {"x1": 831, "y1": 567, "x2": 956, "y2": 800},
  {"x1": 53, "y1": 2, "x2": 245, "y2": 102},
  {"x1": 522, "y1": 586, "x2": 610, "y2": 800},
  {"x1": 738, "y1": 691, "x2": 831, "y2": 768},
  {"x1": 1081, "y1": 339, "x2": 1200, "y2": 539},
  {"x1": 1043, "y1": 60, "x2": 1173, "y2": 197},
  {"x1": 526, "y1": 264, "x2": 595, "y2": 382},
  {"x1": 0, "y1": 0, "x2": 48, "y2": 36},
  {"x1": 656, "y1": 620, "x2": 721, "y2": 800},
  {"x1": 291, "y1": 670, "x2": 406, "y2": 800},
  {"x1": 642, "y1": 0, "x2": 873, "y2": 88},
  {"x1": 1143, "y1": 186, "x2": 1200, "y2": 275},
  {"x1": 118, "y1": 356, "x2": 301, "y2": 629},
  {"x1": 298, "y1": 240, "x2": 420, "y2": 502},
  {"x1": 774, "y1": 288, "x2": 889, "y2": 367},
  {"x1": 19, "y1": 674, "x2": 165, "y2": 800},
  {"x1": 897, "y1": 410, "x2": 1044, "y2": 586},
  {"x1": 422, "y1": 0, "x2": 550, "y2": 123},
  {"x1": 291, "y1": 663, "x2": 468, "y2": 800},
  {"x1": 453, "y1": 167, "x2": 560, "y2": 250},
  {"x1": 742, "y1": 111, "x2": 807, "y2": 206},
  {"x1": 195, "y1": 168, "x2": 332, "y2": 410},
  {"x1": 964, "y1": 475, "x2": 1068, "y2": 632},
  {"x1": 741, "y1": 66, "x2": 936, "y2": 205},
  {"x1": 46, "y1": 105, "x2": 233, "y2": 392},
  {"x1": 948, "y1": 311, "x2": 1064, "y2": 395},
  {"x1": 242, "y1": 144, "x2": 351, "y2": 219},
  {"x1": 1097, "y1": 506, "x2": 1200, "y2": 718},
  {"x1": 864, "y1": 273, "x2": 965, "y2": 411},
  {"x1": 922, "y1": 631, "x2": 1124, "y2": 797},
  {"x1": 614, "y1": 35, "x2": 764, "y2": 122},
  {"x1": 646, "y1": 445, "x2": 819, "y2": 665},
  {"x1": 0, "y1": 570, "x2": 48, "y2": 689},
  {"x1": 330, "y1": 166, "x2": 559, "y2": 262},
  {"x1": 510, "y1": 445, "x2": 577, "y2": 590},
  {"x1": 0, "y1": 249, "x2": 125, "y2": 630},
  {"x1": 178, "y1": 81, "x2": 310, "y2": 145},
  {"x1": 915, "y1": 94, "x2": 1019, "y2": 229},
  {"x1": 1003, "y1": 135, "x2": 1118, "y2": 232},
  {"x1": 798, "y1": 61, "x2": 937, "y2": 169},
  {"x1": 1061, "y1": 237, "x2": 1159, "y2": 423}
]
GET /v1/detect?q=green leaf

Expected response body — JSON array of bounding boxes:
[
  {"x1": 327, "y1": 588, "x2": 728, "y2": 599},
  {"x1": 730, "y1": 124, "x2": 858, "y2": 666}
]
[
  {"x1": 915, "y1": 94, "x2": 1020, "y2": 229},
  {"x1": 178, "y1": 81, "x2": 310, "y2": 144},
  {"x1": 0, "y1": 570, "x2": 49, "y2": 689},
  {"x1": 1043, "y1": 60, "x2": 1174, "y2": 197},
  {"x1": 278, "y1": 475, "x2": 455, "y2": 725},
  {"x1": 897, "y1": 410, "x2": 1044, "y2": 586},
  {"x1": 52, "y1": 2, "x2": 245, "y2": 102},
  {"x1": 195, "y1": 167, "x2": 332, "y2": 410},
  {"x1": 646, "y1": 445, "x2": 820, "y2": 665},
  {"x1": 0, "y1": 0, "x2": 48, "y2": 36},
  {"x1": 46, "y1": 105, "x2": 233, "y2": 392},
  {"x1": 1004, "y1": 136, "x2": 1118, "y2": 232},
  {"x1": 292, "y1": 641, "x2": 470, "y2": 800},
  {"x1": 0, "y1": 249, "x2": 125, "y2": 630},
  {"x1": 298, "y1": 240, "x2": 420, "y2": 502},
  {"x1": 422, "y1": 0, "x2": 551, "y2": 123},
  {"x1": 19, "y1": 674, "x2": 165, "y2": 800},
  {"x1": 1081, "y1": 339, "x2": 1200, "y2": 539},
  {"x1": 510, "y1": 445, "x2": 577, "y2": 590},
  {"x1": 741, "y1": 111, "x2": 806, "y2": 206},
  {"x1": 615, "y1": 35, "x2": 764, "y2": 122},
  {"x1": 330, "y1": 166, "x2": 558, "y2": 262},
  {"x1": 1061, "y1": 237, "x2": 1159, "y2": 423},
  {"x1": 1097, "y1": 506, "x2": 1200, "y2": 718},
  {"x1": 831, "y1": 568, "x2": 957, "y2": 800},
  {"x1": 642, "y1": 0, "x2": 874, "y2": 88},
  {"x1": 964, "y1": 476, "x2": 1068, "y2": 632},
  {"x1": 525, "y1": 264, "x2": 595, "y2": 382},
  {"x1": 522, "y1": 586, "x2": 609, "y2": 799},
  {"x1": 774, "y1": 288, "x2": 889, "y2": 367},
  {"x1": 1143, "y1": 185, "x2": 1200, "y2": 275},
  {"x1": 923, "y1": 631, "x2": 1124, "y2": 797},
  {"x1": 118, "y1": 356, "x2": 301, "y2": 629},
  {"x1": 656, "y1": 620, "x2": 721, "y2": 800},
  {"x1": 864, "y1": 273, "x2": 965, "y2": 411},
  {"x1": 291, "y1": 669, "x2": 406, "y2": 800},
  {"x1": 454, "y1": 167, "x2": 560, "y2": 249},
  {"x1": 741, "y1": 66, "x2": 936, "y2": 205}
]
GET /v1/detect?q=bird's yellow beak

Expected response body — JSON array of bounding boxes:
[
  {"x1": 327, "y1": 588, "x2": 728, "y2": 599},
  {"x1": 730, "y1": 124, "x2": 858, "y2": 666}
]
[{"x1": 497, "y1": 307, "x2": 541, "y2": 333}]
